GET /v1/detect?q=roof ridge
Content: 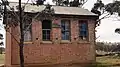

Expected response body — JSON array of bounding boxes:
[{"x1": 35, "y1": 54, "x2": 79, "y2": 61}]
[{"x1": 8, "y1": 2, "x2": 98, "y2": 16}]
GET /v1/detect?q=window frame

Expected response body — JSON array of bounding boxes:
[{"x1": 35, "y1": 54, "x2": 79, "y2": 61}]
[
  {"x1": 61, "y1": 19, "x2": 71, "y2": 41},
  {"x1": 79, "y1": 20, "x2": 89, "y2": 41},
  {"x1": 23, "y1": 18, "x2": 32, "y2": 42},
  {"x1": 42, "y1": 20, "x2": 52, "y2": 41}
]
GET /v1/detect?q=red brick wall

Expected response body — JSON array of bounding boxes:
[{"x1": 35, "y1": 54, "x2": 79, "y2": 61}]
[
  {"x1": 5, "y1": 17, "x2": 96, "y2": 67},
  {"x1": 5, "y1": 27, "x2": 12, "y2": 67}
]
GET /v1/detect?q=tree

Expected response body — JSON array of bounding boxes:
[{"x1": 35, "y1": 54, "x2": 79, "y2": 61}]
[
  {"x1": 0, "y1": 0, "x2": 54, "y2": 67},
  {"x1": 52, "y1": 0, "x2": 88, "y2": 7},
  {"x1": 115, "y1": 28, "x2": 120, "y2": 34},
  {"x1": 92, "y1": 0, "x2": 120, "y2": 55},
  {"x1": 0, "y1": 33, "x2": 3, "y2": 54},
  {"x1": 91, "y1": 0, "x2": 120, "y2": 21},
  {"x1": 99, "y1": 1, "x2": 120, "y2": 35},
  {"x1": 0, "y1": 33, "x2": 3, "y2": 40},
  {"x1": 96, "y1": 42, "x2": 119, "y2": 52},
  {"x1": 36, "y1": 0, "x2": 46, "y2": 5},
  {"x1": 91, "y1": 0, "x2": 104, "y2": 16},
  {"x1": 18, "y1": 0, "x2": 47, "y2": 67},
  {"x1": 52, "y1": 0, "x2": 64, "y2": 6}
]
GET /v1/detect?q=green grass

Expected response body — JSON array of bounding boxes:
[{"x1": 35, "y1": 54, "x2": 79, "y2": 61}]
[
  {"x1": 96, "y1": 56, "x2": 120, "y2": 67},
  {"x1": 0, "y1": 54, "x2": 5, "y2": 64}
]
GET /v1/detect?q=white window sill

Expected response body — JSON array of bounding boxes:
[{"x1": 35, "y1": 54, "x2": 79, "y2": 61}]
[
  {"x1": 60, "y1": 40, "x2": 71, "y2": 44},
  {"x1": 40, "y1": 41, "x2": 53, "y2": 44},
  {"x1": 24, "y1": 42, "x2": 33, "y2": 45},
  {"x1": 78, "y1": 41, "x2": 90, "y2": 44}
]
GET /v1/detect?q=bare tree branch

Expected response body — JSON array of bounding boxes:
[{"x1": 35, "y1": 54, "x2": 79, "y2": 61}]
[
  {"x1": 22, "y1": 0, "x2": 30, "y2": 10},
  {"x1": 0, "y1": 22, "x2": 19, "y2": 44},
  {"x1": 81, "y1": 0, "x2": 88, "y2": 7}
]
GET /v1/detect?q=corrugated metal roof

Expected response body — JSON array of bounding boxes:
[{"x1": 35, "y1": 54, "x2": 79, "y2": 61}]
[{"x1": 8, "y1": 2, "x2": 98, "y2": 16}]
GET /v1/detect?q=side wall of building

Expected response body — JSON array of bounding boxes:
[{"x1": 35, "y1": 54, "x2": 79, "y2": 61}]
[
  {"x1": 5, "y1": 27, "x2": 12, "y2": 67},
  {"x1": 5, "y1": 17, "x2": 96, "y2": 67}
]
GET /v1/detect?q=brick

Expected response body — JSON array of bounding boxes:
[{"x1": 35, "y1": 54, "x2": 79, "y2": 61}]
[{"x1": 5, "y1": 17, "x2": 96, "y2": 67}]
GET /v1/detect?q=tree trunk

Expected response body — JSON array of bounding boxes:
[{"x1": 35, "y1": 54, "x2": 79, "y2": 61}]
[
  {"x1": 19, "y1": 0, "x2": 24, "y2": 67},
  {"x1": 0, "y1": 47, "x2": 2, "y2": 54},
  {"x1": 19, "y1": 41, "x2": 24, "y2": 67}
]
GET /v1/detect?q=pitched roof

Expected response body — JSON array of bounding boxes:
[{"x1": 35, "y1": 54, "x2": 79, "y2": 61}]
[{"x1": 8, "y1": 2, "x2": 98, "y2": 16}]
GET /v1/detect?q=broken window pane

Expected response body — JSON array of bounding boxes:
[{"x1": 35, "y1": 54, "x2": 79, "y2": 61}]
[
  {"x1": 61, "y1": 20, "x2": 70, "y2": 40},
  {"x1": 79, "y1": 20, "x2": 88, "y2": 40}
]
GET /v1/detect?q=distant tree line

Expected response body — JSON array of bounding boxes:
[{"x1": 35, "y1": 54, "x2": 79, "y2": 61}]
[{"x1": 96, "y1": 42, "x2": 120, "y2": 52}]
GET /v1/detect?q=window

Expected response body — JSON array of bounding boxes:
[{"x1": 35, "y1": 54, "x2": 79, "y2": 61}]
[
  {"x1": 79, "y1": 20, "x2": 88, "y2": 40},
  {"x1": 23, "y1": 18, "x2": 32, "y2": 42},
  {"x1": 42, "y1": 20, "x2": 52, "y2": 41},
  {"x1": 61, "y1": 20, "x2": 70, "y2": 40}
]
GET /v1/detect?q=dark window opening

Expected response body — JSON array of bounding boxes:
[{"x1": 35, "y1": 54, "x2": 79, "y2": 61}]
[
  {"x1": 42, "y1": 20, "x2": 52, "y2": 41},
  {"x1": 79, "y1": 20, "x2": 88, "y2": 40},
  {"x1": 61, "y1": 20, "x2": 70, "y2": 40}
]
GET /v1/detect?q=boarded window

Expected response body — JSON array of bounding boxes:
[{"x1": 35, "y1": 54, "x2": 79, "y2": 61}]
[
  {"x1": 79, "y1": 20, "x2": 88, "y2": 40},
  {"x1": 61, "y1": 20, "x2": 70, "y2": 40},
  {"x1": 42, "y1": 20, "x2": 52, "y2": 41}
]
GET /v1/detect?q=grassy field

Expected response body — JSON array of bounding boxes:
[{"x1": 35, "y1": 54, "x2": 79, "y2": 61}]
[
  {"x1": 96, "y1": 56, "x2": 120, "y2": 67},
  {"x1": 0, "y1": 54, "x2": 5, "y2": 64}
]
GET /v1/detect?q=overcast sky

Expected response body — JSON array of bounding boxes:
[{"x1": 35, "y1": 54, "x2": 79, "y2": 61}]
[{"x1": 1, "y1": 0, "x2": 120, "y2": 43}]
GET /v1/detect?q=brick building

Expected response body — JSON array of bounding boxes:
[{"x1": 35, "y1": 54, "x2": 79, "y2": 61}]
[{"x1": 5, "y1": 2, "x2": 98, "y2": 67}]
